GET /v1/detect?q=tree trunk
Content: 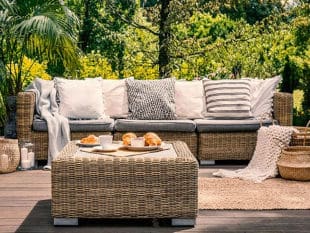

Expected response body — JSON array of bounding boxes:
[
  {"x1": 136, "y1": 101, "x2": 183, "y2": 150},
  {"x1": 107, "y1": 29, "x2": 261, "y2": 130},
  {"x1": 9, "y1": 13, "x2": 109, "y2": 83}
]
[
  {"x1": 79, "y1": 0, "x2": 93, "y2": 52},
  {"x1": 158, "y1": 0, "x2": 171, "y2": 78}
]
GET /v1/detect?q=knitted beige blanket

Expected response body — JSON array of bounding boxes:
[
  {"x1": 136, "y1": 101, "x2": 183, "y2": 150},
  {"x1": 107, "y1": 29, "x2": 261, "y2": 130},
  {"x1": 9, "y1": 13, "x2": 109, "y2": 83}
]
[{"x1": 213, "y1": 125, "x2": 295, "y2": 183}]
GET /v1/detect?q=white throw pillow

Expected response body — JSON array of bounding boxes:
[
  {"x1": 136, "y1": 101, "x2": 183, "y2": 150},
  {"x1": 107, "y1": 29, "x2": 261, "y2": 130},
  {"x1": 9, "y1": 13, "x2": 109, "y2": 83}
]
[
  {"x1": 100, "y1": 78, "x2": 132, "y2": 118},
  {"x1": 248, "y1": 76, "x2": 281, "y2": 119},
  {"x1": 175, "y1": 80, "x2": 206, "y2": 119},
  {"x1": 55, "y1": 78, "x2": 105, "y2": 119}
]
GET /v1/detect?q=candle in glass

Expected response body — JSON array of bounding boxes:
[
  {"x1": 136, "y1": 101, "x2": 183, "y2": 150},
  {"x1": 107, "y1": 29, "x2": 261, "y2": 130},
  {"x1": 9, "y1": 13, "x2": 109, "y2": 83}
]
[
  {"x1": 21, "y1": 147, "x2": 28, "y2": 162},
  {"x1": 28, "y1": 152, "x2": 35, "y2": 168},
  {"x1": 21, "y1": 160, "x2": 31, "y2": 170},
  {"x1": 26, "y1": 143, "x2": 35, "y2": 168}
]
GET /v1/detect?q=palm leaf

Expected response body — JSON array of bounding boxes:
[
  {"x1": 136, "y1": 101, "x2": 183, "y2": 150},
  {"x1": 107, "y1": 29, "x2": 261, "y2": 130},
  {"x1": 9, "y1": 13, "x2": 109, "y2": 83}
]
[{"x1": 0, "y1": 0, "x2": 81, "y2": 95}]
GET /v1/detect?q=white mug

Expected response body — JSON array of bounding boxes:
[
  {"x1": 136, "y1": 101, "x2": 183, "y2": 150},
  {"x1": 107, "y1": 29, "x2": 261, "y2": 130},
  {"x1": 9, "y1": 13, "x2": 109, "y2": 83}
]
[
  {"x1": 99, "y1": 135, "x2": 113, "y2": 148},
  {"x1": 131, "y1": 137, "x2": 145, "y2": 147}
]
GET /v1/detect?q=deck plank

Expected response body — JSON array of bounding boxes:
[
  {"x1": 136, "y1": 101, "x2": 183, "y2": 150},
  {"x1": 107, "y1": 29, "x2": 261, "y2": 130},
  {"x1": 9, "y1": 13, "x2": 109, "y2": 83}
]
[{"x1": 0, "y1": 169, "x2": 309, "y2": 233}]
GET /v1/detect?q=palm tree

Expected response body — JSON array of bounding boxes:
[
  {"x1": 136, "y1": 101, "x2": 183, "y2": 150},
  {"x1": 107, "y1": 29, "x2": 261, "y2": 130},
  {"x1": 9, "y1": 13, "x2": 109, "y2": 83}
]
[
  {"x1": 0, "y1": 0, "x2": 81, "y2": 96},
  {"x1": 0, "y1": 0, "x2": 80, "y2": 137}
]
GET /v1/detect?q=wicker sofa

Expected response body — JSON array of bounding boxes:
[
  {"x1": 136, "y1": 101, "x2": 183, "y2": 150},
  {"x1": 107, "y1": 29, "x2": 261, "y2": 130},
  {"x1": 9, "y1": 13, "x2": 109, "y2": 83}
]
[{"x1": 16, "y1": 89, "x2": 293, "y2": 162}]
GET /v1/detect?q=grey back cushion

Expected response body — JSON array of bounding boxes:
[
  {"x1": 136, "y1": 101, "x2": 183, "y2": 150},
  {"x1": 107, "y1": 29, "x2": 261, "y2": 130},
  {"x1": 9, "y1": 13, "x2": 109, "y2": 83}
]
[{"x1": 126, "y1": 78, "x2": 176, "y2": 120}]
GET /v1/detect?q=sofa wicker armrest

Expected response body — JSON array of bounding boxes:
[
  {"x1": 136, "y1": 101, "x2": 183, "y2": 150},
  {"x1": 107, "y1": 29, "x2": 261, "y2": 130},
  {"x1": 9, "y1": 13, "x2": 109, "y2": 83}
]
[
  {"x1": 16, "y1": 92, "x2": 36, "y2": 141},
  {"x1": 273, "y1": 92, "x2": 293, "y2": 126}
]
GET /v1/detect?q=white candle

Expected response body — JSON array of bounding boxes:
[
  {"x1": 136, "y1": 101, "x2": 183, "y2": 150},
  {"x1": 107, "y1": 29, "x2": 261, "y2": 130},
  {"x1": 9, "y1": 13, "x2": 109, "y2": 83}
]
[
  {"x1": 21, "y1": 160, "x2": 31, "y2": 170},
  {"x1": 0, "y1": 154, "x2": 9, "y2": 171},
  {"x1": 28, "y1": 152, "x2": 35, "y2": 168},
  {"x1": 21, "y1": 147, "x2": 28, "y2": 162}
]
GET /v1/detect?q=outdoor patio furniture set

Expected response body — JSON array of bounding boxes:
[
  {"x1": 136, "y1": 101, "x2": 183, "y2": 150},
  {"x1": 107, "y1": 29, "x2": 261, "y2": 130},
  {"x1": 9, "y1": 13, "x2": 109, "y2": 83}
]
[
  {"x1": 14, "y1": 77, "x2": 293, "y2": 226},
  {"x1": 16, "y1": 77, "x2": 292, "y2": 162}
]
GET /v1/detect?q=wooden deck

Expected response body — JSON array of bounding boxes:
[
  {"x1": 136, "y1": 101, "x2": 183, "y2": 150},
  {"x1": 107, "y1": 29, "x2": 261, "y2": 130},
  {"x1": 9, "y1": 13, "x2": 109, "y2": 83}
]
[{"x1": 0, "y1": 166, "x2": 309, "y2": 233}]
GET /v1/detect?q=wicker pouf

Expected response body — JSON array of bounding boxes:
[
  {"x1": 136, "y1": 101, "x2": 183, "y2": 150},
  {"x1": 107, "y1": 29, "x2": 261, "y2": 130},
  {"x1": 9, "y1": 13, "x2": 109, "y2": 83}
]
[
  {"x1": 0, "y1": 138, "x2": 20, "y2": 174},
  {"x1": 277, "y1": 146, "x2": 310, "y2": 181}
]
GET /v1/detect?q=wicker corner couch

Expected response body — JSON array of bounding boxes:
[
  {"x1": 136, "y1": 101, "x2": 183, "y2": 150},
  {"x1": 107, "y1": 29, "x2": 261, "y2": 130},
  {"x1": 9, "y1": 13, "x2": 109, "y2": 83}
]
[{"x1": 16, "y1": 91, "x2": 293, "y2": 162}]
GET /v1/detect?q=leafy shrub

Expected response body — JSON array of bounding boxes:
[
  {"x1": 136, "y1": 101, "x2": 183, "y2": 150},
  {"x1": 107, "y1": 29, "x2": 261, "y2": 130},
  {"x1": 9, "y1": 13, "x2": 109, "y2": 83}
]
[
  {"x1": 9, "y1": 57, "x2": 52, "y2": 87},
  {"x1": 76, "y1": 52, "x2": 118, "y2": 79}
]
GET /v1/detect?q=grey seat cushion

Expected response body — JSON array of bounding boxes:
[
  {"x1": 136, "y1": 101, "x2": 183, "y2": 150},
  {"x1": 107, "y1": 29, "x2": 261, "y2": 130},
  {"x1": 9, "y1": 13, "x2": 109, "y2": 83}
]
[
  {"x1": 195, "y1": 118, "x2": 273, "y2": 132},
  {"x1": 33, "y1": 118, "x2": 114, "y2": 132},
  {"x1": 114, "y1": 119, "x2": 196, "y2": 132}
]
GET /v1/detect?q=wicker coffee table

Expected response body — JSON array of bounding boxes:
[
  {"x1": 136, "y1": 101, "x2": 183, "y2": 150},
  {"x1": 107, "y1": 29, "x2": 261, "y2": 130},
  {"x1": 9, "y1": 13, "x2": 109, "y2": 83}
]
[{"x1": 52, "y1": 141, "x2": 198, "y2": 226}]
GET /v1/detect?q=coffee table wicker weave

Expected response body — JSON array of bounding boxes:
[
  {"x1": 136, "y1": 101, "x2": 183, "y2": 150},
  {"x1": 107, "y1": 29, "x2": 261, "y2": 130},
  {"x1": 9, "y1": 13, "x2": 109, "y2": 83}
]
[{"x1": 52, "y1": 141, "x2": 198, "y2": 226}]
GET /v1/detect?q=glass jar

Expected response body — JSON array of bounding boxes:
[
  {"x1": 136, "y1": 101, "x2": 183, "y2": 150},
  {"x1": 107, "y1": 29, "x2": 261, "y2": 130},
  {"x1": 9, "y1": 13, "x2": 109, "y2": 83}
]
[{"x1": 20, "y1": 141, "x2": 35, "y2": 170}]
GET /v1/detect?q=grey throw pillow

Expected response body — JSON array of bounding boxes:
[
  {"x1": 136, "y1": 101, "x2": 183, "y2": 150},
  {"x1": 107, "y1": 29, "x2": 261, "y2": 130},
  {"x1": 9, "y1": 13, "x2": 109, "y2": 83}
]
[{"x1": 126, "y1": 78, "x2": 176, "y2": 120}]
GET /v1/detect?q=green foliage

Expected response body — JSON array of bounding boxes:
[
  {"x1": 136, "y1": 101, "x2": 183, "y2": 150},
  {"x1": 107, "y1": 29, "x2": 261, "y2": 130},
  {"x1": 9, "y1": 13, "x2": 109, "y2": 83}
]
[
  {"x1": 66, "y1": 0, "x2": 137, "y2": 78},
  {"x1": 0, "y1": 92, "x2": 6, "y2": 127},
  {"x1": 293, "y1": 89, "x2": 303, "y2": 112},
  {"x1": 186, "y1": 13, "x2": 236, "y2": 41},
  {"x1": 201, "y1": 0, "x2": 285, "y2": 25},
  {"x1": 0, "y1": 0, "x2": 309, "y2": 125},
  {"x1": 5, "y1": 57, "x2": 51, "y2": 87},
  {"x1": 0, "y1": 0, "x2": 80, "y2": 96},
  {"x1": 0, "y1": 0, "x2": 80, "y2": 125},
  {"x1": 123, "y1": 10, "x2": 158, "y2": 79},
  {"x1": 291, "y1": 5, "x2": 310, "y2": 113},
  {"x1": 75, "y1": 52, "x2": 118, "y2": 79}
]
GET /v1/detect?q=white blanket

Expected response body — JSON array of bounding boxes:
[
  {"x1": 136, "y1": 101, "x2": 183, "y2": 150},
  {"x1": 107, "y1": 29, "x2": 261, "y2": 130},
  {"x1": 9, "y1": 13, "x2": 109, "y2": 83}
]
[
  {"x1": 213, "y1": 125, "x2": 295, "y2": 183},
  {"x1": 27, "y1": 78, "x2": 70, "y2": 168}
]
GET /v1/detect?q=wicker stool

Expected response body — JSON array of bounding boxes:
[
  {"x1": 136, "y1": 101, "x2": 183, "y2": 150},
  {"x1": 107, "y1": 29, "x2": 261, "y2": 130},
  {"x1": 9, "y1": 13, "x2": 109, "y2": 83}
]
[{"x1": 0, "y1": 138, "x2": 20, "y2": 174}]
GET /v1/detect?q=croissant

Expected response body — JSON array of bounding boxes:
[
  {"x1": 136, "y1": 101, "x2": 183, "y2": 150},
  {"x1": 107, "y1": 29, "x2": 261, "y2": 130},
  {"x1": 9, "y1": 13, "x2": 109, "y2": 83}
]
[
  {"x1": 81, "y1": 134, "x2": 98, "y2": 144},
  {"x1": 122, "y1": 132, "x2": 137, "y2": 146},
  {"x1": 144, "y1": 132, "x2": 162, "y2": 146}
]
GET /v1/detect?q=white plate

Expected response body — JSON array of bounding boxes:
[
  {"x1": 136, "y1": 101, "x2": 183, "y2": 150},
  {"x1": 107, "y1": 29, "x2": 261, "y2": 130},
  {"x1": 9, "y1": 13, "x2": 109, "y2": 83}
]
[
  {"x1": 76, "y1": 140, "x2": 100, "y2": 147},
  {"x1": 92, "y1": 144, "x2": 121, "y2": 152},
  {"x1": 124, "y1": 145, "x2": 161, "y2": 151}
]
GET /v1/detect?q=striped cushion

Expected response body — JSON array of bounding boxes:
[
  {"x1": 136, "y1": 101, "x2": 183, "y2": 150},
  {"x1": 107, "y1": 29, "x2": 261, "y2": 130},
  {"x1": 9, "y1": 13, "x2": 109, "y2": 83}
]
[
  {"x1": 126, "y1": 78, "x2": 176, "y2": 120},
  {"x1": 203, "y1": 79, "x2": 252, "y2": 119}
]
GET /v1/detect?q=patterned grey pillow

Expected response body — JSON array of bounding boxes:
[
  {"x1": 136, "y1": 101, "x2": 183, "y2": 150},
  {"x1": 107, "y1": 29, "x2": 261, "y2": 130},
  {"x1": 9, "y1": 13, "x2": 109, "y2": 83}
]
[{"x1": 126, "y1": 78, "x2": 176, "y2": 120}]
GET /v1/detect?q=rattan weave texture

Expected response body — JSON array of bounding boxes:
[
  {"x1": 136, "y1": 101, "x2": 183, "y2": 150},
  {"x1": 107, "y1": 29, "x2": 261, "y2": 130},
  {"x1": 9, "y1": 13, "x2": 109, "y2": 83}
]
[
  {"x1": 277, "y1": 146, "x2": 310, "y2": 181},
  {"x1": 17, "y1": 91, "x2": 292, "y2": 161},
  {"x1": 273, "y1": 92, "x2": 293, "y2": 126},
  {"x1": 198, "y1": 131, "x2": 257, "y2": 160},
  {"x1": 0, "y1": 138, "x2": 20, "y2": 173},
  {"x1": 52, "y1": 141, "x2": 198, "y2": 219},
  {"x1": 16, "y1": 92, "x2": 113, "y2": 160},
  {"x1": 197, "y1": 92, "x2": 293, "y2": 161},
  {"x1": 290, "y1": 121, "x2": 310, "y2": 146}
]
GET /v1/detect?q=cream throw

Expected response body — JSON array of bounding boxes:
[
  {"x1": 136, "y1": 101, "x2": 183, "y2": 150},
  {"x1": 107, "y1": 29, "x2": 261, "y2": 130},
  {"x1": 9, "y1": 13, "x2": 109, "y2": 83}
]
[
  {"x1": 27, "y1": 78, "x2": 70, "y2": 169},
  {"x1": 213, "y1": 125, "x2": 295, "y2": 183}
]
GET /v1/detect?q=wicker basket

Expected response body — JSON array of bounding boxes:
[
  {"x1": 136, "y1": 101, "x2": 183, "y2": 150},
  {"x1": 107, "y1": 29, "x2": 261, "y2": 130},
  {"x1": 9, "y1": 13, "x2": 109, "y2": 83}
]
[
  {"x1": 277, "y1": 146, "x2": 310, "y2": 181},
  {"x1": 291, "y1": 120, "x2": 310, "y2": 146},
  {"x1": 0, "y1": 138, "x2": 20, "y2": 174}
]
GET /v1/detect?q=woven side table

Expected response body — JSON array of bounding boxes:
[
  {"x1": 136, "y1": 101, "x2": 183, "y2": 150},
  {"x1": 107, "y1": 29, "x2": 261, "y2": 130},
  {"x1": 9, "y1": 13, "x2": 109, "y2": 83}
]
[{"x1": 52, "y1": 141, "x2": 198, "y2": 226}]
